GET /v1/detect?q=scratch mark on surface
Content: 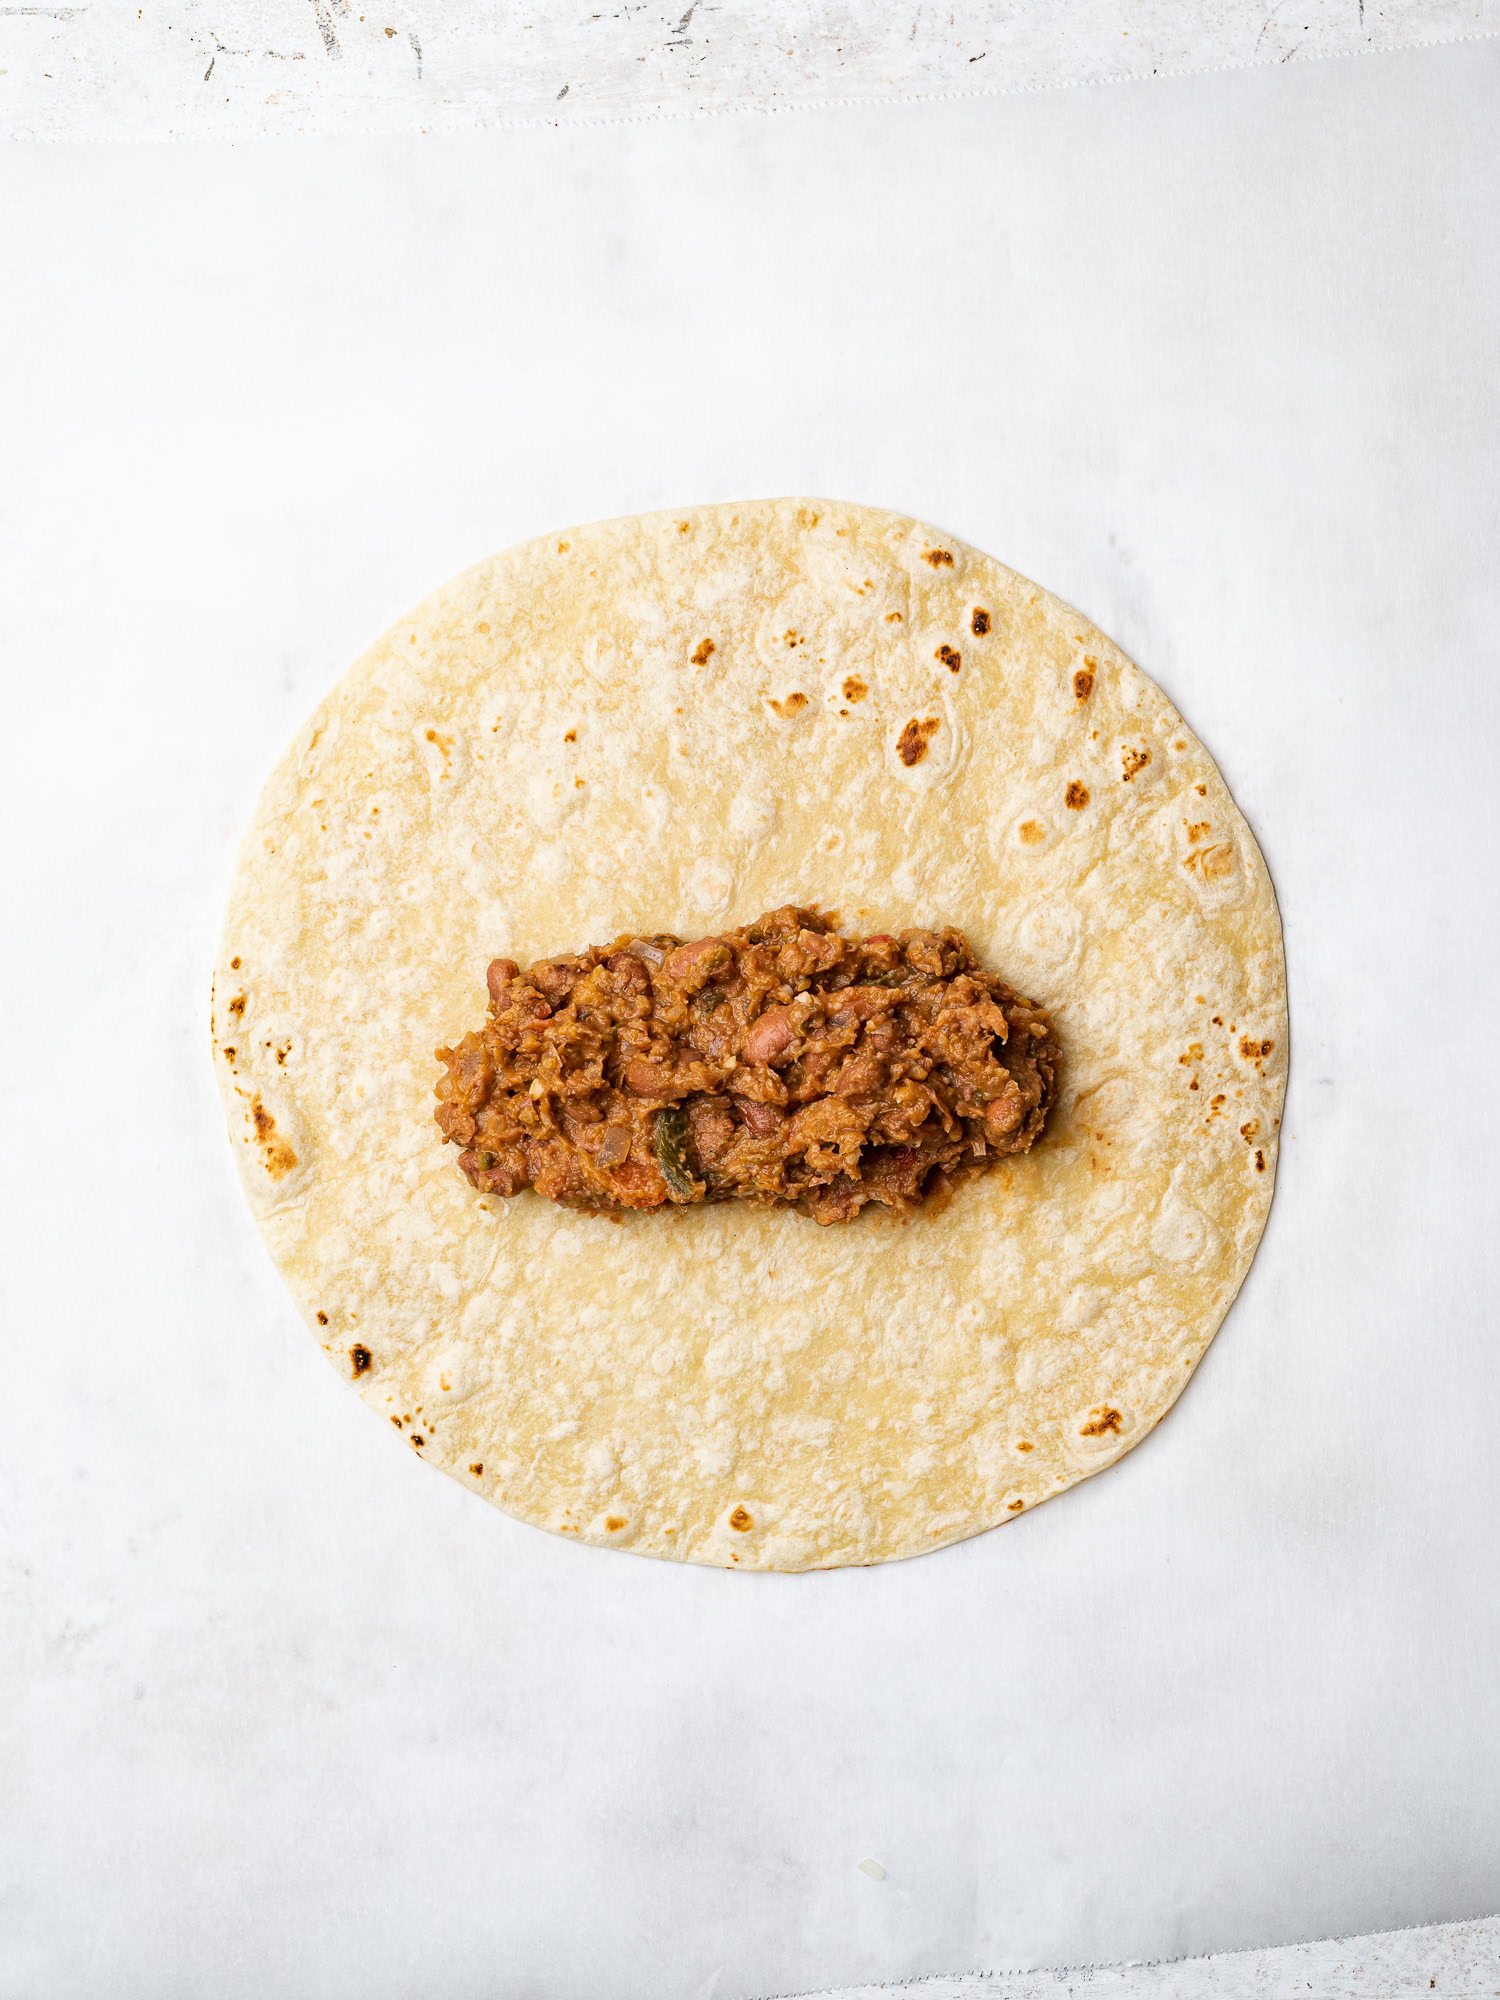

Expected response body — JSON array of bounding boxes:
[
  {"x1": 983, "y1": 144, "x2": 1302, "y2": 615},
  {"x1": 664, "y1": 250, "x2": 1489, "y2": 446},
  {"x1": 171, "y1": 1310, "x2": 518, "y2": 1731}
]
[
  {"x1": 203, "y1": 53, "x2": 213, "y2": 78},
  {"x1": 307, "y1": 0, "x2": 340, "y2": 59},
  {"x1": 0, "y1": 6, "x2": 88, "y2": 14},
  {"x1": 408, "y1": 27, "x2": 421, "y2": 76},
  {"x1": 556, "y1": 80, "x2": 568, "y2": 97}
]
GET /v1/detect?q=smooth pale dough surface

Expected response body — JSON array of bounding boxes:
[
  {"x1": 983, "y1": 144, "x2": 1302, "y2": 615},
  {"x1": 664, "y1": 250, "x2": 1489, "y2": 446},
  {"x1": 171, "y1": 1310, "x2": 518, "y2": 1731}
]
[{"x1": 212, "y1": 499, "x2": 1286, "y2": 1571}]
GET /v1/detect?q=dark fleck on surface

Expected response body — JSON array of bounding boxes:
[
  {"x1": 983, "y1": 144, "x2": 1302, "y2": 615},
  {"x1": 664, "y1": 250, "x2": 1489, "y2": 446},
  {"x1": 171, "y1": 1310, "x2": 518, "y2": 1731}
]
[
  {"x1": 316, "y1": 1311, "x2": 328, "y2": 1326},
  {"x1": 936, "y1": 644, "x2": 961, "y2": 673},
  {"x1": 729, "y1": 1506, "x2": 753, "y2": 1531},
  {"x1": 1065, "y1": 781, "x2": 1089, "y2": 809},
  {"x1": 605, "y1": 1515, "x2": 626, "y2": 1532},
  {"x1": 971, "y1": 608, "x2": 990, "y2": 636},
  {"x1": 691, "y1": 638, "x2": 715, "y2": 665},
  {"x1": 350, "y1": 1344, "x2": 372, "y2": 1376},
  {"x1": 1073, "y1": 665, "x2": 1095, "y2": 702},
  {"x1": 469, "y1": 1462, "x2": 483, "y2": 1475},
  {"x1": 1080, "y1": 1407, "x2": 1122, "y2": 1436},
  {"x1": 922, "y1": 548, "x2": 954, "y2": 567}
]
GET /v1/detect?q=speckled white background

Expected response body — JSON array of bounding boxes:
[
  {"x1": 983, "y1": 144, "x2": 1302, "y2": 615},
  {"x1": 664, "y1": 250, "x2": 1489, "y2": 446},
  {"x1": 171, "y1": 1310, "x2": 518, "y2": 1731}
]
[{"x1": 3, "y1": 34, "x2": 1499, "y2": 2000}]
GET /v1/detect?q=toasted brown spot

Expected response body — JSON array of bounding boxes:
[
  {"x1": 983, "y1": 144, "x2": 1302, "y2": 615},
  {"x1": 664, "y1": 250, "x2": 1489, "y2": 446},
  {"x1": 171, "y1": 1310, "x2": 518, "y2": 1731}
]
[
  {"x1": 1073, "y1": 664, "x2": 1095, "y2": 702},
  {"x1": 1195, "y1": 783, "x2": 1208, "y2": 796},
  {"x1": 469, "y1": 1462, "x2": 483, "y2": 1475},
  {"x1": 557, "y1": 541, "x2": 570, "y2": 553},
  {"x1": 604, "y1": 1515, "x2": 626, "y2": 1533},
  {"x1": 884, "y1": 611, "x2": 903, "y2": 622},
  {"x1": 768, "y1": 691, "x2": 808, "y2": 718},
  {"x1": 1178, "y1": 1044, "x2": 1204, "y2": 1065},
  {"x1": 897, "y1": 716, "x2": 941, "y2": 766},
  {"x1": 1189, "y1": 1078, "x2": 1199, "y2": 1090},
  {"x1": 1186, "y1": 821, "x2": 1210, "y2": 842},
  {"x1": 1080, "y1": 1407, "x2": 1122, "y2": 1437},
  {"x1": 1016, "y1": 1440, "x2": 1033, "y2": 1452},
  {"x1": 248, "y1": 1097, "x2": 298, "y2": 1179},
  {"x1": 936, "y1": 644, "x2": 961, "y2": 673},
  {"x1": 316, "y1": 1311, "x2": 328, "y2": 1326},
  {"x1": 1174, "y1": 738, "x2": 1187, "y2": 750},
  {"x1": 222, "y1": 1047, "x2": 235, "y2": 1060},
  {"x1": 476, "y1": 620, "x2": 490, "y2": 633},
  {"x1": 391, "y1": 1414, "x2": 402, "y2": 1426},
  {"x1": 1018, "y1": 819, "x2": 1046, "y2": 846},
  {"x1": 1255, "y1": 1150, "x2": 1266, "y2": 1172},
  {"x1": 1198, "y1": 843, "x2": 1234, "y2": 881},
  {"x1": 1240, "y1": 1119, "x2": 1260, "y2": 1142},
  {"x1": 729, "y1": 1505, "x2": 753, "y2": 1531},
  {"x1": 691, "y1": 638, "x2": 715, "y2": 666},
  {"x1": 1065, "y1": 781, "x2": 1089, "y2": 810},
  {"x1": 922, "y1": 548, "x2": 954, "y2": 567},
  {"x1": 563, "y1": 729, "x2": 577, "y2": 743},
  {"x1": 350, "y1": 1344, "x2": 372, "y2": 1376},
  {"x1": 228, "y1": 992, "x2": 246, "y2": 1018},
  {"x1": 1240, "y1": 1036, "x2": 1274, "y2": 1060},
  {"x1": 229, "y1": 956, "x2": 241, "y2": 970},
  {"x1": 1121, "y1": 746, "x2": 1151, "y2": 782},
  {"x1": 1007, "y1": 1499, "x2": 1025, "y2": 1511},
  {"x1": 410, "y1": 1435, "x2": 425, "y2": 1448},
  {"x1": 842, "y1": 676, "x2": 868, "y2": 702},
  {"x1": 971, "y1": 608, "x2": 990, "y2": 636}
]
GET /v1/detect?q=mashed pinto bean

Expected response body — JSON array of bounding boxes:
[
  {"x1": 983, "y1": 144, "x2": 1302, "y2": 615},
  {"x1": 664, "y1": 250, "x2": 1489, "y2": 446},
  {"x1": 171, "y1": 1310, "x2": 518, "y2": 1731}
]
[{"x1": 434, "y1": 907, "x2": 1058, "y2": 1224}]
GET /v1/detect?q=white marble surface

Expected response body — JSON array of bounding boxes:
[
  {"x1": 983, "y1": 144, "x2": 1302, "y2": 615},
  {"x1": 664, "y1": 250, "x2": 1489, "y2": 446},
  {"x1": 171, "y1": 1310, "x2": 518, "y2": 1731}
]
[
  {"x1": 3, "y1": 39, "x2": 1499, "y2": 2000},
  {"x1": 3, "y1": 0, "x2": 1499, "y2": 139}
]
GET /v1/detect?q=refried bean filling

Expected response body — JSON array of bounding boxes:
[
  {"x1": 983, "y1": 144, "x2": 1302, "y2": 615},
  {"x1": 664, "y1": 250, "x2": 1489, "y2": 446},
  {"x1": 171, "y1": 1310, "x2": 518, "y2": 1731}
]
[{"x1": 434, "y1": 906, "x2": 1058, "y2": 1225}]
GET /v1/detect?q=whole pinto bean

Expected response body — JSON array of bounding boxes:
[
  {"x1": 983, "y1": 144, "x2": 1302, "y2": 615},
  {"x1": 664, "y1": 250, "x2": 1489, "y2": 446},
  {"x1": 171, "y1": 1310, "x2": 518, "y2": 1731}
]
[{"x1": 740, "y1": 1005, "x2": 797, "y2": 1066}]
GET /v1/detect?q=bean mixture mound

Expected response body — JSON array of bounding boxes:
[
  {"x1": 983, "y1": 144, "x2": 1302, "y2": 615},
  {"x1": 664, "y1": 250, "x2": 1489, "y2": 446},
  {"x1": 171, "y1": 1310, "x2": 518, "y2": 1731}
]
[{"x1": 434, "y1": 907, "x2": 1059, "y2": 1225}]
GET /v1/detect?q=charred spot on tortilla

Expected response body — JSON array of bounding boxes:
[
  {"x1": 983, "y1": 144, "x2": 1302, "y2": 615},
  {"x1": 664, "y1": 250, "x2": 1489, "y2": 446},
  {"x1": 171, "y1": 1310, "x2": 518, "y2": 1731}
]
[
  {"x1": 1065, "y1": 782, "x2": 1089, "y2": 809},
  {"x1": 971, "y1": 608, "x2": 990, "y2": 636},
  {"x1": 434, "y1": 906, "x2": 1058, "y2": 1226},
  {"x1": 349, "y1": 1344, "x2": 372, "y2": 1376},
  {"x1": 897, "y1": 716, "x2": 941, "y2": 766},
  {"x1": 922, "y1": 548, "x2": 954, "y2": 567},
  {"x1": 1080, "y1": 1407, "x2": 1122, "y2": 1436},
  {"x1": 842, "y1": 676, "x2": 868, "y2": 702},
  {"x1": 691, "y1": 638, "x2": 715, "y2": 665},
  {"x1": 936, "y1": 644, "x2": 961, "y2": 673},
  {"x1": 1073, "y1": 664, "x2": 1095, "y2": 702}
]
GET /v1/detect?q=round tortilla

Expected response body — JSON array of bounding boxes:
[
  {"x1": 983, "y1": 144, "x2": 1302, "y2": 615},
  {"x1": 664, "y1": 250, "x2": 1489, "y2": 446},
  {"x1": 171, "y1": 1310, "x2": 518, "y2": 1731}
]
[{"x1": 213, "y1": 499, "x2": 1286, "y2": 1570}]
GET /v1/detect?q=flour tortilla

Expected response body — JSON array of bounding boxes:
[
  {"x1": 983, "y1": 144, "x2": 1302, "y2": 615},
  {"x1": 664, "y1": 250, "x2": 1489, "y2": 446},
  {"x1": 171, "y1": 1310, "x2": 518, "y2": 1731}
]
[{"x1": 212, "y1": 499, "x2": 1286, "y2": 1570}]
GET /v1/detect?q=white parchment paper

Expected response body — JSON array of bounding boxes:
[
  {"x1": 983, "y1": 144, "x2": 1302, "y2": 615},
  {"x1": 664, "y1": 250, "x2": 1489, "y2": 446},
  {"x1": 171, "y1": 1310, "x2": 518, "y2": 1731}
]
[{"x1": 2, "y1": 41, "x2": 1498, "y2": 2000}]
